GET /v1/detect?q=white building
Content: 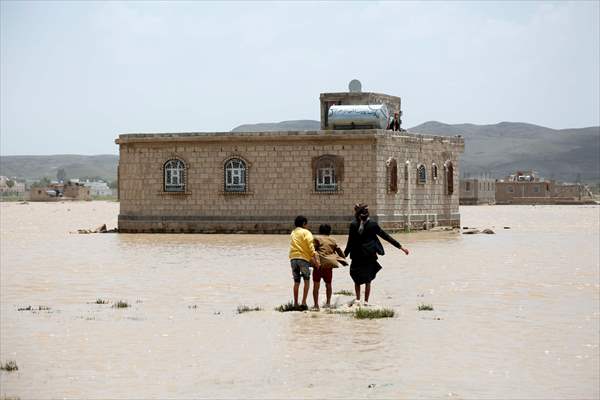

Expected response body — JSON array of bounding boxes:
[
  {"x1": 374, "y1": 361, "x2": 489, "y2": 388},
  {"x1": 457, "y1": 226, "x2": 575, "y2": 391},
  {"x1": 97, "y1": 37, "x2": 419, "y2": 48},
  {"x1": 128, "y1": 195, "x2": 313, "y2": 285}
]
[{"x1": 83, "y1": 180, "x2": 113, "y2": 196}]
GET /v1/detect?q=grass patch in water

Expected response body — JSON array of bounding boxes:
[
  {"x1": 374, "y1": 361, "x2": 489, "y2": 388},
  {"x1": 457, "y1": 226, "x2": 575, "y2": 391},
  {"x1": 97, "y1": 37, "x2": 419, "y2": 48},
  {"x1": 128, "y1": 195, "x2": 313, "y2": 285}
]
[
  {"x1": 112, "y1": 300, "x2": 130, "y2": 309},
  {"x1": 275, "y1": 302, "x2": 295, "y2": 312},
  {"x1": 417, "y1": 303, "x2": 434, "y2": 311},
  {"x1": 0, "y1": 360, "x2": 18, "y2": 372},
  {"x1": 275, "y1": 302, "x2": 308, "y2": 312},
  {"x1": 17, "y1": 305, "x2": 50, "y2": 311},
  {"x1": 334, "y1": 289, "x2": 354, "y2": 296},
  {"x1": 354, "y1": 308, "x2": 395, "y2": 319},
  {"x1": 237, "y1": 305, "x2": 262, "y2": 314},
  {"x1": 95, "y1": 298, "x2": 109, "y2": 304}
]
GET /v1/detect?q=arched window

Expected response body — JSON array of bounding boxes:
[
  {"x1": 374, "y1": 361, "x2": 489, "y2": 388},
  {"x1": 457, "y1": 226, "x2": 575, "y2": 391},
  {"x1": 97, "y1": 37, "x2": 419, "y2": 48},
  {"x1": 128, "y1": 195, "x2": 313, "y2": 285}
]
[
  {"x1": 164, "y1": 159, "x2": 186, "y2": 192},
  {"x1": 316, "y1": 157, "x2": 337, "y2": 192},
  {"x1": 445, "y1": 161, "x2": 454, "y2": 195},
  {"x1": 386, "y1": 158, "x2": 398, "y2": 193},
  {"x1": 417, "y1": 164, "x2": 427, "y2": 184},
  {"x1": 224, "y1": 158, "x2": 247, "y2": 192},
  {"x1": 432, "y1": 163, "x2": 438, "y2": 181}
]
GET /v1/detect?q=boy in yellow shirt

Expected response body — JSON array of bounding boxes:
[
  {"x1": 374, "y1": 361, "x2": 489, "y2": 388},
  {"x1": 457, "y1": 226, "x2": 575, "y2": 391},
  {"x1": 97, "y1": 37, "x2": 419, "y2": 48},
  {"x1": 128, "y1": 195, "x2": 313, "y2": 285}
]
[{"x1": 289, "y1": 215, "x2": 320, "y2": 310}]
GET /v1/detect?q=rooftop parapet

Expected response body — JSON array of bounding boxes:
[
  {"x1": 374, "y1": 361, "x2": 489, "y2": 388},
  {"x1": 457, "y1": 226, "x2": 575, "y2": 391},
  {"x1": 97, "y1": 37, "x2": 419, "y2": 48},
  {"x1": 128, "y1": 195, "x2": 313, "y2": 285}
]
[{"x1": 115, "y1": 129, "x2": 464, "y2": 147}]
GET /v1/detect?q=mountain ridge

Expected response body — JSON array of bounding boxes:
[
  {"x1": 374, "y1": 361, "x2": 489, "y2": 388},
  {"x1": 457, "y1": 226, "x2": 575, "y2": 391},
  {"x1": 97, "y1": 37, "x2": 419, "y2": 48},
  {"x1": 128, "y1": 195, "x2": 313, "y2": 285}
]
[
  {"x1": 1, "y1": 120, "x2": 598, "y2": 183},
  {"x1": 409, "y1": 121, "x2": 599, "y2": 182},
  {"x1": 0, "y1": 154, "x2": 118, "y2": 182}
]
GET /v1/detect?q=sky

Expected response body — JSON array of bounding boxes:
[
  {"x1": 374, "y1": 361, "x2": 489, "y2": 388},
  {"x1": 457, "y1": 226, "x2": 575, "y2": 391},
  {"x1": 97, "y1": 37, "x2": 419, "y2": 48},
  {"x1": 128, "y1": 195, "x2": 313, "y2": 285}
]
[{"x1": 1, "y1": 1, "x2": 599, "y2": 155}]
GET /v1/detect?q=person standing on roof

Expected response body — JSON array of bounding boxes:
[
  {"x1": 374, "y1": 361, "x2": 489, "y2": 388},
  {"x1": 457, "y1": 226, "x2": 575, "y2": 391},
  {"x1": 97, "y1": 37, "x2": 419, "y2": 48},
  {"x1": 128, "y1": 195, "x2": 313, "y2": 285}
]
[{"x1": 388, "y1": 112, "x2": 401, "y2": 131}]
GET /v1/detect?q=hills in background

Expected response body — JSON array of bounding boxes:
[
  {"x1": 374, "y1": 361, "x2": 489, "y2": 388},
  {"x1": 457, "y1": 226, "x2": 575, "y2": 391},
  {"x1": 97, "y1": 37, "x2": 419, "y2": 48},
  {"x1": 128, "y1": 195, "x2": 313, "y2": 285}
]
[
  {"x1": 0, "y1": 154, "x2": 118, "y2": 183},
  {"x1": 1, "y1": 121, "x2": 598, "y2": 184},
  {"x1": 232, "y1": 120, "x2": 321, "y2": 132},
  {"x1": 410, "y1": 121, "x2": 599, "y2": 182}
]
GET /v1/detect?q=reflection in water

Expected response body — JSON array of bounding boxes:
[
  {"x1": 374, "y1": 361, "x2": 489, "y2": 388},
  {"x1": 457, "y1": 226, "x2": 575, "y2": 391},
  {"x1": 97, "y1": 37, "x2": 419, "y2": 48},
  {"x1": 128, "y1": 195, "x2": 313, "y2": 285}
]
[{"x1": 0, "y1": 202, "x2": 598, "y2": 399}]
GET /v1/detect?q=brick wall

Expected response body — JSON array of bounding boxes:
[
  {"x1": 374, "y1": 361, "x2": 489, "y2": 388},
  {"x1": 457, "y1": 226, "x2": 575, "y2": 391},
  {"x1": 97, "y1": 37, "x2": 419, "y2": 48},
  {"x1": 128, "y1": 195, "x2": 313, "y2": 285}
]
[
  {"x1": 496, "y1": 181, "x2": 553, "y2": 204},
  {"x1": 374, "y1": 133, "x2": 463, "y2": 229},
  {"x1": 459, "y1": 178, "x2": 496, "y2": 205}
]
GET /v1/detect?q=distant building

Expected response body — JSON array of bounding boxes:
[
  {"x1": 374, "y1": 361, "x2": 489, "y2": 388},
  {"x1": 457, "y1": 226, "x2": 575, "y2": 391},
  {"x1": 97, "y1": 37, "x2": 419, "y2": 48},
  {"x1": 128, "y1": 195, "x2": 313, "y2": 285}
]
[
  {"x1": 495, "y1": 170, "x2": 595, "y2": 204},
  {"x1": 459, "y1": 176, "x2": 495, "y2": 205},
  {"x1": 553, "y1": 182, "x2": 596, "y2": 203},
  {"x1": 115, "y1": 82, "x2": 464, "y2": 233},
  {"x1": 28, "y1": 181, "x2": 91, "y2": 202},
  {"x1": 83, "y1": 180, "x2": 113, "y2": 196}
]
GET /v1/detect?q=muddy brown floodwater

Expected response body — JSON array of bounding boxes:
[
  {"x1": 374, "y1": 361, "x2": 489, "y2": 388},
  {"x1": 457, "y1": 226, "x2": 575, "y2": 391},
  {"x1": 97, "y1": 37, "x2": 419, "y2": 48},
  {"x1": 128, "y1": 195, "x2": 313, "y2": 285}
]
[{"x1": 0, "y1": 202, "x2": 598, "y2": 399}]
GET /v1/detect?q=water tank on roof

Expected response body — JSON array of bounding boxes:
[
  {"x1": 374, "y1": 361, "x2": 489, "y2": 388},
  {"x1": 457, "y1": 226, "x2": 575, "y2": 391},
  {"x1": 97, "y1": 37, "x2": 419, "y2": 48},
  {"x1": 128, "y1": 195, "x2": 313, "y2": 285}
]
[{"x1": 327, "y1": 104, "x2": 389, "y2": 130}]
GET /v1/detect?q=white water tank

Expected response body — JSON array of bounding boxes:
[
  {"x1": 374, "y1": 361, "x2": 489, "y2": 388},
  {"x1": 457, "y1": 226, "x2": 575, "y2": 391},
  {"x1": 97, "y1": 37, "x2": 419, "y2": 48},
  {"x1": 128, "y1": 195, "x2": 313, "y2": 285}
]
[{"x1": 327, "y1": 104, "x2": 389, "y2": 129}]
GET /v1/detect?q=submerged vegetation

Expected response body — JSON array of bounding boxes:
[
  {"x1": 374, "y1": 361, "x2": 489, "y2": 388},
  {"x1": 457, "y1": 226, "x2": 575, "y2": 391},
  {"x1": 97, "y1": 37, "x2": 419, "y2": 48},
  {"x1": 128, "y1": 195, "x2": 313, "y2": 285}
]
[
  {"x1": 0, "y1": 360, "x2": 18, "y2": 372},
  {"x1": 275, "y1": 302, "x2": 308, "y2": 312},
  {"x1": 275, "y1": 302, "x2": 296, "y2": 312},
  {"x1": 17, "y1": 305, "x2": 50, "y2": 311},
  {"x1": 417, "y1": 303, "x2": 434, "y2": 311},
  {"x1": 333, "y1": 289, "x2": 354, "y2": 296},
  {"x1": 354, "y1": 308, "x2": 395, "y2": 319},
  {"x1": 112, "y1": 300, "x2": 130, "y2": 309},
  {"x1": 237, "y1": 305, "x2": 262, "y2": 314}
]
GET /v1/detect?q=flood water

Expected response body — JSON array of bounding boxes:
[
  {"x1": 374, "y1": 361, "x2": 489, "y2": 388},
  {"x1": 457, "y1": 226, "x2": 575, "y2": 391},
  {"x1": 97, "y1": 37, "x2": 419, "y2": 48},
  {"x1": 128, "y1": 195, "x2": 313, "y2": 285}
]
[{"x1": 0, "y1": 201, "x2": 598, "y2": 399}]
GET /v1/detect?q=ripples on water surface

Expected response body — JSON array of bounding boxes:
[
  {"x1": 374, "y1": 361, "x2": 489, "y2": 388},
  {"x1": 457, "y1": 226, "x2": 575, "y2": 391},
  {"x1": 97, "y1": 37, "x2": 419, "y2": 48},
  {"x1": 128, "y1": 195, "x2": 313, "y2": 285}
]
[{"x1": 1, "y1": 202, "x2": 598, "y2": 399}]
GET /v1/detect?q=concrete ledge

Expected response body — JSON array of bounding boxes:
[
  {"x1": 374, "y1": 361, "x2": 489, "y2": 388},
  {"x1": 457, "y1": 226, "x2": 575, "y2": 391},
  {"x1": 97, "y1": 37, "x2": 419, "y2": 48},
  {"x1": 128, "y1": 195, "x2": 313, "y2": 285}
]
[
  {"x1": 118, "y1": 213, "x2": 461, "y2": 233},
  {"x1": 496, "y1": 198, "x2": 597, "y2": 205},
  {"x1": 460, "y1": 199, "x2": 496, "y2": 205},
  {"x1": 115, "y1": 129, "x2": 465, "y2": 146}
]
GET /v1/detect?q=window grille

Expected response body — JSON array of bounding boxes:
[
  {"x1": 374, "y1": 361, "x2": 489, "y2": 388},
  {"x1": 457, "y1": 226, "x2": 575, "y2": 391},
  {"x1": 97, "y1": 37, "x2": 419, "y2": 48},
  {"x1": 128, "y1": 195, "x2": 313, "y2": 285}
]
[
  {"x1": 164, "y1": 159, "x2": 186, "y2": 192},
  {"x1": 417, "y1": 165, "x2": 427, "y2": 184},
  {"x1": 316, "y1": 158, "x2": 337, "y2": 192},
  {"x1": 432, "y1": 164, "x2": 438, "y2": 180},
  {"x1": 224, "y1": 158, "x2": 247, "y2": 192}
]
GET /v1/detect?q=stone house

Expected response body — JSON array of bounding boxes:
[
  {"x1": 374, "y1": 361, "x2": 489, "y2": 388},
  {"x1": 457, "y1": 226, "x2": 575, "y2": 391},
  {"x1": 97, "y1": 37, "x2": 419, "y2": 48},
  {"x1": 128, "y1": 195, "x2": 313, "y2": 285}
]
[
  {"x1": 552, "y1": 183, "x2": 595, "y2": 202},
  {"x1": 28, "y1": 181, "x2": 91, "y2": 202},
  {"x1": 496, "y1": 170, "x2": 552, "y2": 204},
  {"x1": 495, "y1": 170, "x2": 595, "y2": 204},
  {"x1": 459, "y1": 177, "x2": 496, "y2": 205},
  {"x1": 116, "y1": 86, "x2": 464, "y2": 233},
  {"x1": 83, "y1": 180, "x2": 113, "y2": 196}
]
